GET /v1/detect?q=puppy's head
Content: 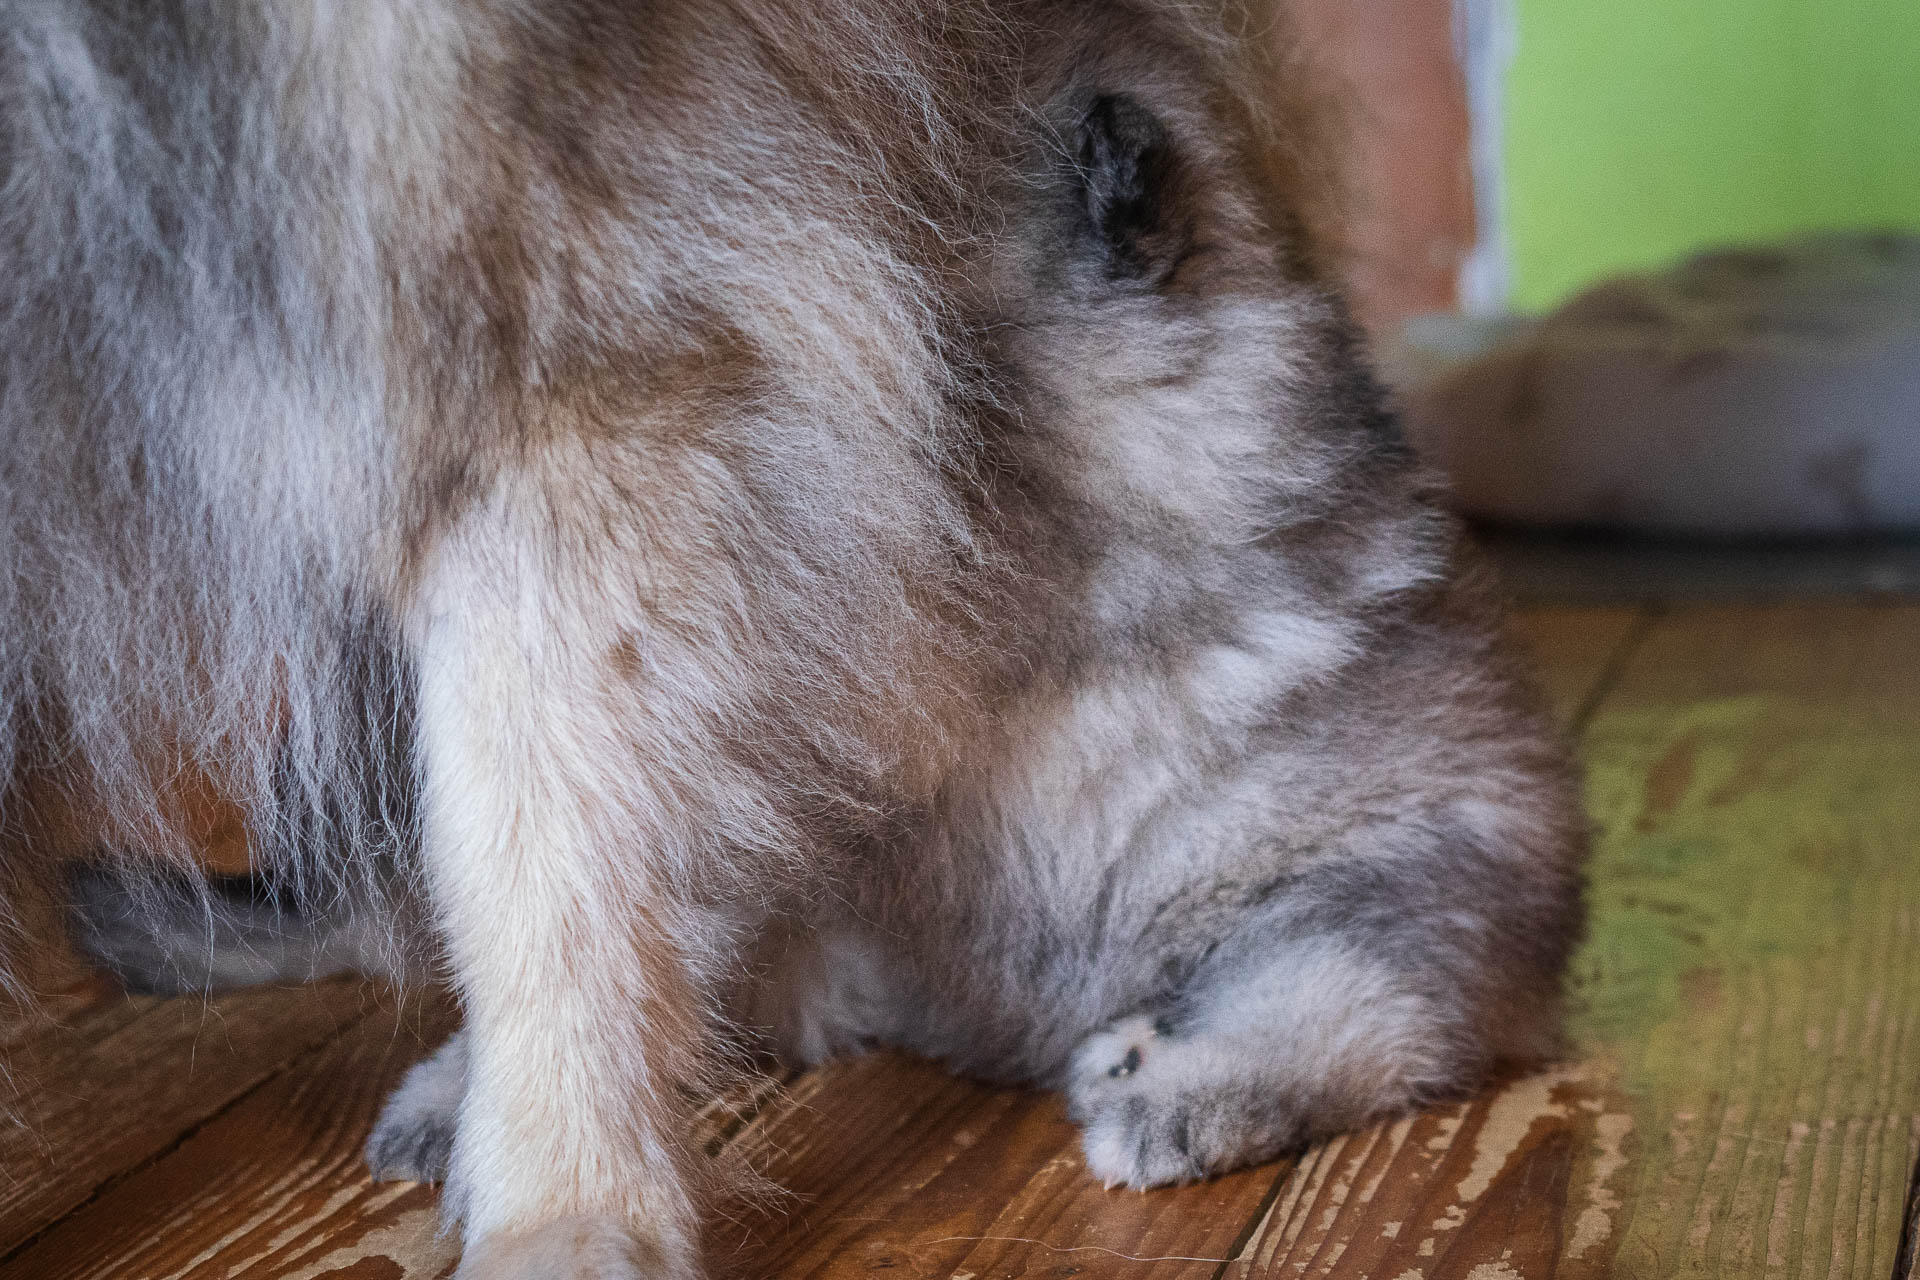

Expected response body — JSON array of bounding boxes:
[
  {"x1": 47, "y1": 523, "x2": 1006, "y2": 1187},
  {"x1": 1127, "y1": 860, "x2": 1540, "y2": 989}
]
[{"x1": 982, "y1": 33, "x2": 1402, "y2": 549}]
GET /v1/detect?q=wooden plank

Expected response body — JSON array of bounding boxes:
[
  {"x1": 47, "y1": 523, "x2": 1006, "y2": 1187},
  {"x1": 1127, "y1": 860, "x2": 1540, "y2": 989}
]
[
  {"x1": 1578, "y1": 602, "x2": 1920, "y2": 1279},
  {"x1": 2, "y1": 993, "x2": 785, "y2": 1280},
  {"x1": 1223, "y1": 1068, "x2": 1607, "y2": 1279},
  {"x1": 2, "y1": 992, "x2": 462, "y2": 1280},
  {"x1": 0, "y1": 976, "x2": 385, "y2": 1259},
  {"x1": 707, "y1": 1052, "x2": 1280, "y2": 1279},
  {"x1": 1224, "y1": 600, "x2": 1920, "y2": 1279}
]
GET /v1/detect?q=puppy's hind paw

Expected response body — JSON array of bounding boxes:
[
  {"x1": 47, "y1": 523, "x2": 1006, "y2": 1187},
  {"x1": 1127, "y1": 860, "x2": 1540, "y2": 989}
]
[
  {"x1": 366, "y1": 1031, "x2": 467, "y2": 1184},
  {"x1": 1066, "y1": 1015, "x2": 1201, "y2": 1188},
  {"x1": 1072, "y1": 1013, "x2": 1165, "y2": 1083},
  {"x1": 1066, "y1": 1015, "x2": 1301, "y2": 1189}
]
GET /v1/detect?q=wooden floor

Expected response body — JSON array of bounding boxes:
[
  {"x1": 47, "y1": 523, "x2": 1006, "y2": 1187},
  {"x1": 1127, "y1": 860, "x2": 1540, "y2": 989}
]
[{"x1": 5, "y1": 591, "x2": 1920, "y2": 1279}]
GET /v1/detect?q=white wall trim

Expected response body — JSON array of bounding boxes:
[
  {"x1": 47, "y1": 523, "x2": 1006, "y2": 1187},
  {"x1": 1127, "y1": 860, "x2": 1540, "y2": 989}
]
[{"x1": 1454, "y1": 0, "x2": 1515, "y2": 314}]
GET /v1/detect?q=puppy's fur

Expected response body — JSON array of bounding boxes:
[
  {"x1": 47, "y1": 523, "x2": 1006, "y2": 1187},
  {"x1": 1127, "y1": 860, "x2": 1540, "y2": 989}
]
[{"x1": 4, "y1": 2, "x2": 1586, "y2": 1276}]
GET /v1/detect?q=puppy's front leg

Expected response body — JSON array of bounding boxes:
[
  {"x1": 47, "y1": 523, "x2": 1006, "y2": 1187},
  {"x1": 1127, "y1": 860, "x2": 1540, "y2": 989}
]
[{"x1": 410, "y1": 477, "x2": 722, "y2": 1279}]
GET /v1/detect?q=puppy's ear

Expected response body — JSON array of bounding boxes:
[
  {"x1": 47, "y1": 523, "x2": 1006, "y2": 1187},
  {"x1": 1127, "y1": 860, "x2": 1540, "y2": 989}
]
[{"x1": 1075, "y1": 94, "x2": 1193, "y2": 284}]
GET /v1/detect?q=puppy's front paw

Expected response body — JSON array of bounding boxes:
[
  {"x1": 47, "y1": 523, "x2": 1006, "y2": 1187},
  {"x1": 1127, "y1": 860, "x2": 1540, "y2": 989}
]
[
  {"x1": 457, "y1": 1217, "x2": 692, "y2": 1280},
  {"x1": 367, "y1": 1031, "x2": 467, "y2": 1183}
]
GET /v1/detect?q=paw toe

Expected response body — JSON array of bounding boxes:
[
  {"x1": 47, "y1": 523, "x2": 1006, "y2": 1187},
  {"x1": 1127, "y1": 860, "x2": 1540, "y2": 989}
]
[
  {"x1": 1080, "y1": 1096, "x2": 1206, "y2": 1188},
  {"x1": 1067, "y1": 1015, "x2": 1305, "y2": 1188},
  {"x1": 366, "y1": 1108, "x2": 456, "y2": 1183},
  {"x1": 365, "y1": 1033, "x2": 467, "y2": 1184}
]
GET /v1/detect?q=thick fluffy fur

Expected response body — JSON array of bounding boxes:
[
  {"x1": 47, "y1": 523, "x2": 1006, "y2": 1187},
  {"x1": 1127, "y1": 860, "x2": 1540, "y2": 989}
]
[{"x1": 4, "y1": 2, "x2": 1586, "y2": 1276}]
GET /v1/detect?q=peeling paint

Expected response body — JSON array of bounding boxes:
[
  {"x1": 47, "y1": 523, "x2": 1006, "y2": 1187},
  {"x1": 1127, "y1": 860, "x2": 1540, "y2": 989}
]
[
  {"x1": 1668, "y1": 1110, "x2": 1695, "y2": 1164},
  {"x1": 1568, "y1": 1110, "x2": 1634, "y2": 1260},
  {"x1": 1455, "y1": 1068, "x2": 1578, "y2": 1205},
  {"x1": 1427, "y1": 1107, "x2": 1465, "y2": 1152},
  {"x1": 1359, "y1": 1116, "x2": 1416, "y2": 1204},
  {"x1": 1464, "y1": 1262, "x2": 1525, "y2": 1280},
  {"x1": 1765, "y1": 1120, "x2": 1813, "y2": 1269},
  {"x1": 1685, "y1": 1102, "x2": 1749, "y2": 1250},
  {"x1": 278, "y1": 1189, "x2": 455, "y2": 1280}
]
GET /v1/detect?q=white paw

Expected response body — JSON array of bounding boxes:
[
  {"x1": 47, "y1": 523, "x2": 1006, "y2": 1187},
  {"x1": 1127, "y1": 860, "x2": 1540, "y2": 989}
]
[
  {"x1": 456, "y1": 1217, "x2": 692, "y2": 1280},
  {"x1": 1066, "y1": 1012, "x2": 1312, "y2": 1189},
  {"x1": 1066, "y1": 1015, "x2": 1205, "y2": 1188}
]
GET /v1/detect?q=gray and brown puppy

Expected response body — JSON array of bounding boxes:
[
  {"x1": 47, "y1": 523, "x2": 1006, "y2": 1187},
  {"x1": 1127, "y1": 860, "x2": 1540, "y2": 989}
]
[{"x1": 3, "y1": 2, "x2": 1585, "y2": 1277}]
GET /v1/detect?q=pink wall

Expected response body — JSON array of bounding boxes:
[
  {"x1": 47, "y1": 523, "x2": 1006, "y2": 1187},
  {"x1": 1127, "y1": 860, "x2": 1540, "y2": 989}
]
[{"x1": 1287, "y1": 0, "x2": 1477, "y2": 335}]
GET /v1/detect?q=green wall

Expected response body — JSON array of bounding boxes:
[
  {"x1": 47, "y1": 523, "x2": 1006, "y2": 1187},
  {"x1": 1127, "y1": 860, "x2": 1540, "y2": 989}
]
[{"x1": 1504, "y1": 0, "x2": 1920, "y2": 311}]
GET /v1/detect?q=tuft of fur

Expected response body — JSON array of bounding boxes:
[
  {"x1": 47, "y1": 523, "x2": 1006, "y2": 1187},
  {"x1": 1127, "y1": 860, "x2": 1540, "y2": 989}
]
[{"x1": 14, "y1": 2, "x2": 1586, "y2": 1276}]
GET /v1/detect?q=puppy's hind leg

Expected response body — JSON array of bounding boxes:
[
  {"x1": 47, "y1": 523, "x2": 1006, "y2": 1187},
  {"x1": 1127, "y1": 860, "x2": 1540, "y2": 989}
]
[
  {"x1": 1066, "y1": 841, "x2": 1577, "y2": 1188},
  {"x1": 1068, "y1": 937, "x2": 1450, "y2": 1188}
]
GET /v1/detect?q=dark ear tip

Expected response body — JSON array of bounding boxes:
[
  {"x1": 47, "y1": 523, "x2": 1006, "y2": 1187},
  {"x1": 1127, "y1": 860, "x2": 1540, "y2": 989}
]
[
  {"x1": 1077, "y1": 93, "x2": 1171, "y2": 203},
  {"x1": 1082, "y1": 94, "x2": 1168, "y2": 158},
  {"x1": 1074, "y1": 92, "x2": 1187, "y2": 283}
]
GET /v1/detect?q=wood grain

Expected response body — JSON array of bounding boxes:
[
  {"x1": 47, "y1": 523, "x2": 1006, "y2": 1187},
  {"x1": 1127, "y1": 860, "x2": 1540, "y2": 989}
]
[
  {"x1": 1572, "y1": 603, "x2": 1920, "y2": 1278},
  {"x1": 1, "y1": 991, "x2": 461, "y2": 1280},
  {"x1": 0, "y1": 977, "x2": 385, "y2": 1260},
  {"x1": 707, "y1": 1052, "x2": 1284, "y2": 1280}
]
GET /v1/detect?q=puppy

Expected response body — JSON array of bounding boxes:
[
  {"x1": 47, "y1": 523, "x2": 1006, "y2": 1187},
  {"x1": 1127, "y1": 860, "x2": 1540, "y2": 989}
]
[{"x1": 4, "y1": 2, "x2": 1586, "y2": 1276}]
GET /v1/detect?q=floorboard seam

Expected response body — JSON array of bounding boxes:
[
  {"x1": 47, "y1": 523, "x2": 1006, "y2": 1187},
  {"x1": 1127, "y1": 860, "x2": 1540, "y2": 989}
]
[
  {"x1": 1893, "y1": 1139, "x2": 1920, "y2": 1280},
  {"x1": 1570, "y1": 602, "x2": 1663, "y2": 737},
  {"x1": 1208, "y1": 1158, "x2": 1294, "y2": 1280},
  {"x1": 0, "y1": 1000, "x2": 385, "y2": 1272}
]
